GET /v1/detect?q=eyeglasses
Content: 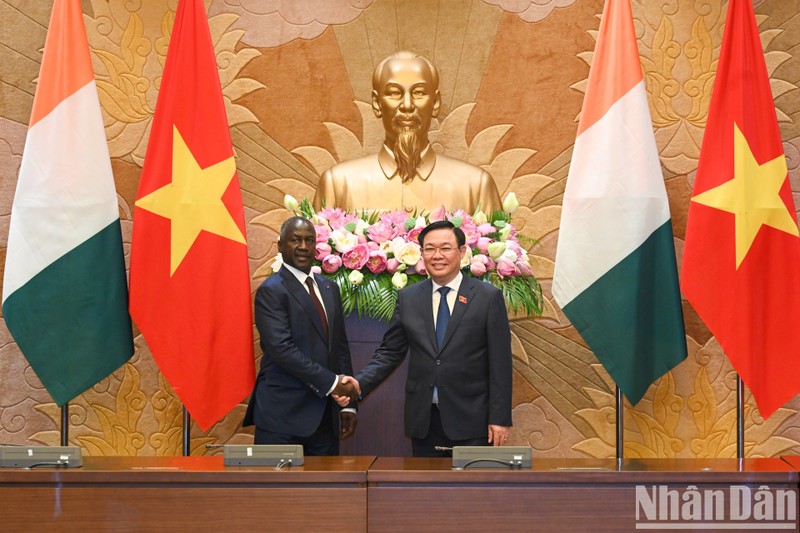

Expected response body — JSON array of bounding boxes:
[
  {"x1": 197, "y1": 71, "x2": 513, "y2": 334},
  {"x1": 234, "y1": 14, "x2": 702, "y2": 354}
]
[{"x1": 422, "y1": 246, "x2": 458, "y2": 256}]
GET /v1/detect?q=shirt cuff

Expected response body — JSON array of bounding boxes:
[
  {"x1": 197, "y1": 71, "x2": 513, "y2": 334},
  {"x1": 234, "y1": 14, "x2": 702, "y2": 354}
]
[{"x1": 326, "y1": 375, "x2": 339, "y2": 396}]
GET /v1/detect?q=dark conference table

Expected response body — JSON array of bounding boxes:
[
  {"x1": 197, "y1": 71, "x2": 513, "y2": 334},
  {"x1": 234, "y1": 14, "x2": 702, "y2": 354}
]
[
  {"x1": 367, "y1": 457, "x2": 799, "y2": 532},
  {"x1": 0, "y1": 455, "x2": 373, "y2": 532},
  {"x1": 1, "y1": 455, "x2": 798, "y2": 532}
]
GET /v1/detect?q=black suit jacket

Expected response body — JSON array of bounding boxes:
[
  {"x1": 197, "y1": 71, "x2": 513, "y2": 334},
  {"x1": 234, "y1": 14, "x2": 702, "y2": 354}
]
[
  {"x1": 356, "y1": 275, "x2": 512, "y2": 441},
  {"x1": 243, "y1": 266, "x2": 353, "y2": 437}
]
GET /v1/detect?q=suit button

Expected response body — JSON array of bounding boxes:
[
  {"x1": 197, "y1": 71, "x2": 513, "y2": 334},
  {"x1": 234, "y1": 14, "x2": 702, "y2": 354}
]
[{"x1": 435, "y1": 359, "x2": 441, "y2": 366}]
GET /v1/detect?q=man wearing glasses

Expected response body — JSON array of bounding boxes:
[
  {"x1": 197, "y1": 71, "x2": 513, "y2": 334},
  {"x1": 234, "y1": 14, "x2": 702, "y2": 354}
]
[{"x1": 339, "y1": 220, "x2": 513, "y2": 457}]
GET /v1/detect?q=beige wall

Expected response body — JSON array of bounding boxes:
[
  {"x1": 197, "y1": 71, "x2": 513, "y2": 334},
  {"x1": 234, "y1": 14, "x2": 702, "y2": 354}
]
[{"x1": 1, "y1": 0, "x2": 799, "y2": 458}]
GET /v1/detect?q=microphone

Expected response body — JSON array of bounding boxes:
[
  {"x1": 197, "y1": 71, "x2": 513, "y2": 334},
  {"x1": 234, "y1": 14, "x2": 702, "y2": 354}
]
[{"x1": 434, "y1": 446, "x2": 453, "y2": 452}]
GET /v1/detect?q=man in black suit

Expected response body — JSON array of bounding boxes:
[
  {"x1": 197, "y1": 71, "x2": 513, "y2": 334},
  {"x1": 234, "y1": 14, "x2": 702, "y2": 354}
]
[
  {"x1": 243, "y1": 216, "x2": 358, "y2": 455},
  {"x1": 340, "y1": 220, "x2": 512, "y2": 457}
]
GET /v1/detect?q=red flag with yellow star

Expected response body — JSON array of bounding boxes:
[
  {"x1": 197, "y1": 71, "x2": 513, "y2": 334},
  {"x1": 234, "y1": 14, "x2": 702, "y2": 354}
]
[
  {"x1": 681, "y1": 0, "x2": 800, "y2": 419},
  {"x1": 129, "y1": 0, "x2": 254, "y2": 430}
]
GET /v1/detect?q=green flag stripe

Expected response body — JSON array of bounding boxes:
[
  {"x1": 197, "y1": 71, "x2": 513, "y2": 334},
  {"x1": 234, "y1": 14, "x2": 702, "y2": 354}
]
[
  {"x1": 2, "y1": 220, "x2": 134, "y2": 405},
  {"x1": 561, "y1": 220, "x2": 687, "y2": 404}
]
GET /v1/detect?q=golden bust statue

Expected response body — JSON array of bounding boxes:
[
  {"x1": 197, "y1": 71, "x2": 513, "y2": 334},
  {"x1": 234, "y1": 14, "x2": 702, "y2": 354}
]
[{"x1": 313, "y1": 51, "x2": 502, "y2": 214}]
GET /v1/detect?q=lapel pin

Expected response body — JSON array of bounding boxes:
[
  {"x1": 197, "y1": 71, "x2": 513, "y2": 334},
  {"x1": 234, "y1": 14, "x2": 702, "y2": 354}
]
[{"x1": 458, "y1": 296, "x2": 467, "y2": 304}]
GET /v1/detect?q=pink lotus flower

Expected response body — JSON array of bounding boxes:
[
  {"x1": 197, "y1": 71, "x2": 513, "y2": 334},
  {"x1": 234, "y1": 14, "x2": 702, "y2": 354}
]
[
  {"x1": 318, "y1": 207, "x2": 343, "y2": 226},
  {"x1": 315, "y1": 242, "x2": 332, "y2": 261},
  {"x1": 429, "y1": 205, "x2": 447, "y2": 222},
  {"x1": 473, "y1": 253, "x2": 489, "y2": 265},
  {"x1": 477, "y1": 223, "x2": 494, "y2": 235},
  {"x1": 368, "y1": 221, "x2": 396, "y2": 243},
  {"x1": 470, "y1": 260, "x2": 487, "y2": 276},
  {"x1": 386, "y1": 258, "x2": 401, "y2": 274},
  {"x1": 477, "y1": 237, "x2": 491, "y2": 254},
  {"x1": 342, "y1": 244, "x2": 369, "y2": 270},
  {"x1": 381, "y1": 210, "x2": 409, "y2": 226},
  {"x1": 505, "y1": 241, "x2": 521, "y2": 255},
  {"x1": 517, "y1": 262, "x2": 534, "y2": 277},
  {"x1": 414, "y1": 258, "x2": 427, "y2": 276},
  {"x1": 326, "y1": 210, "x2": 358, "y2": 230},
  {"x1": 464, "y1": 231, "x2": 480, "y2": 247},
  {"x1": 322, "y1": 254, "x2": 342, "y2": 273},
  {"x1": 366, "y1": 251, "x2": 388, "y2": 274},
  {"x1": 406, "y1": 227, "x2": 423, "y2": 243},
  {"x1": 460, "y1": 219, "x2": 479, "y2": 246},
  {"x1": 496, "y1": 258, "x2": 516, "y2": 278},
  {"x1": 315, "y1": 225, "x2": 330, "y2": 243}
]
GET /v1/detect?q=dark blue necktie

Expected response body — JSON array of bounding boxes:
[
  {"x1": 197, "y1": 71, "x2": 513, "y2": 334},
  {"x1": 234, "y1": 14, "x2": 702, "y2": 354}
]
[{"x1": 436, "y1": 286, "x2": 451, "y2": 352}]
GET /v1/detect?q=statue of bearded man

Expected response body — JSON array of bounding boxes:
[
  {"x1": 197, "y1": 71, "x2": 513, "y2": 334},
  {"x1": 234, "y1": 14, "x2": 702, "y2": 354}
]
[{"x1": 312, "y1": 51, "x2": 502, "y2": 214}]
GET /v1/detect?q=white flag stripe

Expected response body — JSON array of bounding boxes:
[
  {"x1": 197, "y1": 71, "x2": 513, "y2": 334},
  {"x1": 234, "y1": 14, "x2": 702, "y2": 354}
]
[
  {"x1": 3, "y1": 81, "x2": 119, "y2": 300},
  {"x1": 553, "y1": 80, "x2": 670, "y2": 306}
]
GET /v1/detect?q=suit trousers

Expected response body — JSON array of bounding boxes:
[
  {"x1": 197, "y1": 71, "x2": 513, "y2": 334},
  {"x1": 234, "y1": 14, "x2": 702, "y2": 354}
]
[
  {"x1": 254, "y1": 400, "x2": 339, "y2": 456},
  {"x1": 411, "y1": 404, "x2": 490, "y2": 457}
]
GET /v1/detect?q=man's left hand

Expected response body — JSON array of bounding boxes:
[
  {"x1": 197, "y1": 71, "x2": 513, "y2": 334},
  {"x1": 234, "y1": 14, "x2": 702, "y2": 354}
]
[
  {"x1": 488, "y1": 424, "x2": 510, "y2": 446},
  {"x1": 340, "y1": 412, "x2": 357, "y2": 440}
]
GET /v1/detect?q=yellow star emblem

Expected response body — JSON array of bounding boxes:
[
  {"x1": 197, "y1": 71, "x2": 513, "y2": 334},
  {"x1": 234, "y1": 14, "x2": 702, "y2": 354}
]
[
  {"x1": 136, "y1": 125, "x2": 245, "y2": 275},
  {"x1": 691, "y1": 122, "x2": 797, "y2": 269}
]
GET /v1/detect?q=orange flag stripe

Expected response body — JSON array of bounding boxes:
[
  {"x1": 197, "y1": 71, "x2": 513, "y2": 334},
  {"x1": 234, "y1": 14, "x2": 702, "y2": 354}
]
[
  {"x1": 29, "y1": 0, "x2": 94, "y2": 128},
  {"x1": 576, "y1": 0, "x2": 643, "y2": 136}
]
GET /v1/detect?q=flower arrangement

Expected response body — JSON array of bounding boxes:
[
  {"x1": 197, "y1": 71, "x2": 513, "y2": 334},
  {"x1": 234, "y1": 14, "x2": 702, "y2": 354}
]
[{"x1": 273, "y1": 194, "x2": 543, "y2": 322}]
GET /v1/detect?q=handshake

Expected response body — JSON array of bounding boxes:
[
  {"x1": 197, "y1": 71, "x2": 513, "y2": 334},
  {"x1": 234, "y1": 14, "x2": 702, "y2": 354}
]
[{"x1": 332, "y1": 375, "x2": 361, "y2": 407}]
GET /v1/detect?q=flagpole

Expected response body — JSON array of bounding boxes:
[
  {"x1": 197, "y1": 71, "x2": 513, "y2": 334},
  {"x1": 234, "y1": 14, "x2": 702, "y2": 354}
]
[
  {"x1": 183, "y1": 407, "x2": 191, "y2": 456},
  {"x1": 615, "y1": 385, "x2": 623, "y2": 462},
  {"x1": 61, "y1": 403, "x2": 69, "y2": 446},
  {"x1": 736, "y1": 376, "x2": 744, "y2": 459}
]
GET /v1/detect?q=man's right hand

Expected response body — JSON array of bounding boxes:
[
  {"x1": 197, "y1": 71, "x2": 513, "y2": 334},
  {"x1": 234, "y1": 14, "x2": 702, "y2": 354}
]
[
  {"x1": 340, "y1": 375, "x2": 361, "y2": 395},
  {"x1": 332, "y1": 375, "x2": 360, "y2": 406}
]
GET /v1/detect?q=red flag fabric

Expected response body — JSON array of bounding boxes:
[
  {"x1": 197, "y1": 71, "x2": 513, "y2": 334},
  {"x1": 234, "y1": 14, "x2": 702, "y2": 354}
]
[
  {"x1": 681, "y1": 0, "x2": 800, "y2": 419},
  {"x1": 129, "y1": 0, "x2": 254, "y2": 430}
]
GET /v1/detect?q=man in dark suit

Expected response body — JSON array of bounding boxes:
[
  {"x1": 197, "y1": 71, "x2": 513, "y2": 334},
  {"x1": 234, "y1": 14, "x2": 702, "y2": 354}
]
[
  {"x1": 340, "y1": 220, "x2": 512, "y2": 457},
  {"x1": 243, "y1": 216, "x2": 358, "y2": 455}
]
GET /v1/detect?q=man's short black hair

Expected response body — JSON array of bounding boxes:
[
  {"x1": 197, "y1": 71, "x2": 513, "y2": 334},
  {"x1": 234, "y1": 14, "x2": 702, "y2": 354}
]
[
  {"x1": 279, "y1": 216, "x2": 314, "y2": 241},
  {"x1": 418, "y1": 220, "x2": 466, "y2": 248}
]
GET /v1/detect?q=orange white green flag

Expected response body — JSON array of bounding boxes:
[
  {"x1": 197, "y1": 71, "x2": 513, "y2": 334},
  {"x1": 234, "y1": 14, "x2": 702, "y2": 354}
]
[
  {"x1": 681, "y1": 0, "x2": 800, "y2": 419},
  {"x1": 2, "y1": 0, "x2": 134, "y2": 405},
  {"x1": 129, "y1": 0, "x2": 254, "y2": 430},
  {"x1": 552, "y1": 0, "x2": 687, "y2": 405}
]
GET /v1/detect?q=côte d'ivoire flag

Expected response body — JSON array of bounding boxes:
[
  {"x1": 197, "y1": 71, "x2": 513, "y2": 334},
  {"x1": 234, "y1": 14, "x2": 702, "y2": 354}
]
[
  {"x1": 681, "y1": 0, "x2": 800, "y2": 419},
  {"x1": 2, "y1": 0, "x2": 134, "y2": 405},
  {"x1": 129, "y1": 0, "x2": 255, "y2": 431},
  {"x1": 552, "y1": 0, "x2": 687, "y2": 405}
]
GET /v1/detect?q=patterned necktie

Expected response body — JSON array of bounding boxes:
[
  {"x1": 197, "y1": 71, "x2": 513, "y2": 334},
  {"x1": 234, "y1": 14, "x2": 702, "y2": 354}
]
[
  {"x1": 305, "y1": 277, "x2": 329, "y2": 340},
  {"x1": 436, "y1": 286, "x2": 451, "y2": 352}
]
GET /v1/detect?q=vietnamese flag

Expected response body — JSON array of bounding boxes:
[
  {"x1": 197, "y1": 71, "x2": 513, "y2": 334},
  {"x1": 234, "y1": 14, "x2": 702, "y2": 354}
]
[
  {"x1": 681, "y1": 0, "x2": 800, "y2": 419},
  {"x1": 129, "y1": 0, "x2": 254, "y2": 430}
]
